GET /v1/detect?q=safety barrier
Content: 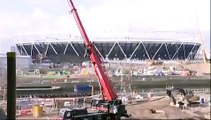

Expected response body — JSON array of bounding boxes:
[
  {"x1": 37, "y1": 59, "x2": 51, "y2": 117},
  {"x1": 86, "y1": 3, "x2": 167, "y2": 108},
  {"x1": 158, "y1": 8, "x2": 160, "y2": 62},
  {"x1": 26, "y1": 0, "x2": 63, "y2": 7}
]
[{"x1": 16, "y1": 109, "x2": 32, "y2": 116}]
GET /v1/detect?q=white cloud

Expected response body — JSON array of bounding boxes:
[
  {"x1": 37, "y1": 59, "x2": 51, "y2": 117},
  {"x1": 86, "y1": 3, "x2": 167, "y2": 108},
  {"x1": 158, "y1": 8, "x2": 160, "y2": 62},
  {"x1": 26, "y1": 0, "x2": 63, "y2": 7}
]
[
  {"x1": 0, "y1": 0, "x2": 210, "y2": 54},
  {"x1": 81, "y1": 0, "x2": 209, "y2": 32},
  {"x1": 32, "y1": 8, "x2": 48, "y2": 18}
]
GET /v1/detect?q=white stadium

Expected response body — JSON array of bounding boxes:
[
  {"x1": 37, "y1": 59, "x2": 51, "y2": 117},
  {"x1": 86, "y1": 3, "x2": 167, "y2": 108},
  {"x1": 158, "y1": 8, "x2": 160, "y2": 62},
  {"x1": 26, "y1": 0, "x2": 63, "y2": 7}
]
[{"x1": 15, "y1": 31, "x2": 201, "y2": 63}]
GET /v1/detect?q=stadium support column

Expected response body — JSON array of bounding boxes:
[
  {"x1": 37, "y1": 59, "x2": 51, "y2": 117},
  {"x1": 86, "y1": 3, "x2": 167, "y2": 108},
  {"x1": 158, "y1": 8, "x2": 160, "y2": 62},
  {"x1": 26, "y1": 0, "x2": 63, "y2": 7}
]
[{"x1": 7, "y1": 52, "x2": 16, "y2": 119}]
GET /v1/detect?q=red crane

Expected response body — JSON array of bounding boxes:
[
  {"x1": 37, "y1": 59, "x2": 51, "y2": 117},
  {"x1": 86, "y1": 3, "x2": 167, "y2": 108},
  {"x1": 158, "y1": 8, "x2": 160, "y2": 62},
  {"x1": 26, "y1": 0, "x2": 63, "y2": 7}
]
[
  {"x1": 68, "y1": 0, "x2": 117, "y2": 101},
  {"x1": 66, "y1": 0, "x2": 129, "y2": 119}
]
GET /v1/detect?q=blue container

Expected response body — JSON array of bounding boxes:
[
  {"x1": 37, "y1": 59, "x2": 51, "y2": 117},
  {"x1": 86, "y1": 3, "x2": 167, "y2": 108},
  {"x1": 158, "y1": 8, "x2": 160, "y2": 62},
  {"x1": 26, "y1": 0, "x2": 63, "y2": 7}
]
[{"x1": 74, "y1": 85, "x2": 92, "y2": 93}]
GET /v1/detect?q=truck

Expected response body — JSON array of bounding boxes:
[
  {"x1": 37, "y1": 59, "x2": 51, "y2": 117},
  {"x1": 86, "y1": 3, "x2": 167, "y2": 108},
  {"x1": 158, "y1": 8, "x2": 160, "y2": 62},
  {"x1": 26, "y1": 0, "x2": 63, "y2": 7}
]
[{"x1": 57, "y1": 0, "x2": 130, "y2": 119}]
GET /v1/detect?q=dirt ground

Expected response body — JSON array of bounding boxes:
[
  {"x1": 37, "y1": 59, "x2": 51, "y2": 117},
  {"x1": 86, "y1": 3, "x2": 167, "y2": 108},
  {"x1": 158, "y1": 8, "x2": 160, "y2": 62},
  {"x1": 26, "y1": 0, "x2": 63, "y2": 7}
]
[
  {"x1": 126, "y1": 96, "x2": 210, "y2": 119},
  {"x1": 16, "y1": 95, "x2": 210, "y2": 120}
]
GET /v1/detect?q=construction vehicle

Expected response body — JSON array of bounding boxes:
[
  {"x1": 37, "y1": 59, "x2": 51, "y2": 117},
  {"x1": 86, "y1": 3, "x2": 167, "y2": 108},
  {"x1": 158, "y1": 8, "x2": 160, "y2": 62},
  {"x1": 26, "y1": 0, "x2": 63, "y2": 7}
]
[
  {"x1": 0, "y1": 108, "x2": 7, "y2": 120},
  {"x1": 166, "y1": 86, "x2": 202, "y2": 107},
  {"x1": 57, "y1": 0, "x2": 130, "y2": 119}
]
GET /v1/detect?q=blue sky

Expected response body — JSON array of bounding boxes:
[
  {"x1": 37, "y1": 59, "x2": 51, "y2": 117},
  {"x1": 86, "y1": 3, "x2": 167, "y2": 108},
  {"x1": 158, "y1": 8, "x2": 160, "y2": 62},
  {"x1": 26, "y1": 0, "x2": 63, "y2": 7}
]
[{"x1": 0, "y1": 0, "x2": 210, "y2": 55}]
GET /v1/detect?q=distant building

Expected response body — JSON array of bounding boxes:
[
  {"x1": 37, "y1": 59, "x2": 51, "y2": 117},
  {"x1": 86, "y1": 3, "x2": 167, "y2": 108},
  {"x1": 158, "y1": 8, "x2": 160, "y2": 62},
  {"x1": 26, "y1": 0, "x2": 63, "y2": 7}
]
[{"x1": 0, "y1": 54, "x2": 32, "y2": 68}]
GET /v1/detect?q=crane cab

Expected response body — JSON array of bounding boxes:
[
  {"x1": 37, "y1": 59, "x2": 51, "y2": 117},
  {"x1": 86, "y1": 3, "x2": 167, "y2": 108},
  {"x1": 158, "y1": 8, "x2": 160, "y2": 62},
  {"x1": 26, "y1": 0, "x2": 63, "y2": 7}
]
[
  {"x1": 91, "y1": 98, "x2": 129, "y2": 118},
  {"x1": 91, "y1": 98, "x2": 108, "y2": 112},
  {"x1": 57, "y1": 107, "x2": 88, "y2": 120}
]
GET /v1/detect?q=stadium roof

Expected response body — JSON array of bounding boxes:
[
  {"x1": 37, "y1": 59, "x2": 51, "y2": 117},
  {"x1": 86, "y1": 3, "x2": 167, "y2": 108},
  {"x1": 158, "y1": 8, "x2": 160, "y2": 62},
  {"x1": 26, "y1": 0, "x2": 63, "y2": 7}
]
[{"x1": 14, "y1": 31, "x2": 200, "y2": 44}]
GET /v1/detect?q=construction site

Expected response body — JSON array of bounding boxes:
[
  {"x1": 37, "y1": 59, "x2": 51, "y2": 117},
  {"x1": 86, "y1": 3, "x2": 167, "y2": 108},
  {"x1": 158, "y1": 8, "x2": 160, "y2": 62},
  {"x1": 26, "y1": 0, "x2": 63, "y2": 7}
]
[
  {"x1": 1, "y1": 62, "x2": 210, "y2": 119},
  {"x1": 0, "y1": 0, "x2": 210, "y2": 119}
]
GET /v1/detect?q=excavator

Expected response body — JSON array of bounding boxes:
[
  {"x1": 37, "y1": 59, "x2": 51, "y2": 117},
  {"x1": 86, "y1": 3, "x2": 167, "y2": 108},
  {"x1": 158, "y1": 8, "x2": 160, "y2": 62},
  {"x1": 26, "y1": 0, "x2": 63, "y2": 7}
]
[
  {"x1": 57, "y1": 0, "x2": 129, "y2": 119},
  {"x1": 166, "y1": 86, "x2": 202, "y2": 108}
]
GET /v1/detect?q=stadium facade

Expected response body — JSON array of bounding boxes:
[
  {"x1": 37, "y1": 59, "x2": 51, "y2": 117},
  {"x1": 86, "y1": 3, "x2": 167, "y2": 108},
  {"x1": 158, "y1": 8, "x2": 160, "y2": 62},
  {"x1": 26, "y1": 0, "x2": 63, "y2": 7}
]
[{"x1": 15, "y1": 32, "x2": 201, "y2": 63}]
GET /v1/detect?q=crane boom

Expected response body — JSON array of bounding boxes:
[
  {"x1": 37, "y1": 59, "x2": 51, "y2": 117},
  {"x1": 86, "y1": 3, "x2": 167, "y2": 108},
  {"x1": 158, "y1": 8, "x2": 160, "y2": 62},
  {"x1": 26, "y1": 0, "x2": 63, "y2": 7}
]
[
  {"x1": 67, "y1": 0, "x2": 118, "y2": 101},
  {"x1": 199, "y1": 32, "x2": 208, "y2": 64},
  {"x1": 195, "y1": 10, "x2": 208, "y2": 64},
  {"x1": 64, "y1": 1, "x2": 129, "y2": 118}
]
